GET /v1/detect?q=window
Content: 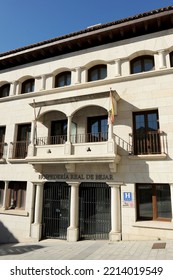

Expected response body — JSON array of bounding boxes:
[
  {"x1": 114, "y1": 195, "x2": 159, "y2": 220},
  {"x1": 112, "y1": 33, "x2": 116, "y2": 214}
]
[
  {"x1": 51, "y1": 120, "x2": 67, "y2": 144},
  {"x1": 8, "y1": 181, "x2": 26, "y2": 209},
  {"x1": 170, "y1": 52, "x2": 173, "y2": 67},
  {"x1": 131, "y1": 56, "x2": 154, "y2": 74},
  {"x1": 87, "y1": 115, "x2": 108, "y2": 142},
  {"x1": 21, "y1": 78, "x2": 35, "y2": 93},
  {"x1": 136, "y1": 184, "x2": 172, "y2": 221},
  {"x1": 55, "y1": 71, "x2": 71, "y2": 87},
  {"x1": 0, "y1": 83, "x2": 10, "y2": 98},
  {"x1": 0, "y1": 181, "x2": 4, "y2": 207},
  {"x1": 88, "y1": 64, "x2": 107, "y2": 82},
  {"x1": 0, "y1": 126, "x2": 6, "y2": 159},
  {"x1": 133, "y1": 110, "x2": 160, "y2": 155}
]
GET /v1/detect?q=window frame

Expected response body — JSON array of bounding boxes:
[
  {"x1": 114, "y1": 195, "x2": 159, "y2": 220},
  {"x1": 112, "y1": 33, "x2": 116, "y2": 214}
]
[
  {"x1": 55, "y1": 71, "x2": 71, "y2": 88},
  {"x1": 130, "y1": 55, "x2": 154, "y2": 74},
  {"x1": 21, "y1": 78, "x2": 35, "y2": 94},
  {"x1": 88, "y1": 64, "x2": 107, "y2": 82},
  {"x1": 136, "y1": 183, "x2": 172, "y2": 222}
]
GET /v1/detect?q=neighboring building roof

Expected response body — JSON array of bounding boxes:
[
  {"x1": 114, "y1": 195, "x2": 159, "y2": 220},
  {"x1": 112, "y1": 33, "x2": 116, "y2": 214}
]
[{"x1": 0, "y1": 5, "x2": 173, "y2": 70}]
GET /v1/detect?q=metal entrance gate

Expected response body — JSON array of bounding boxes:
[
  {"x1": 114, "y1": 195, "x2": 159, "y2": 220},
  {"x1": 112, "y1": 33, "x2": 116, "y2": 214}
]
[
  {"x1": 42, "y1": 182, "x2": 70, "y2": 240},
  {"x1": 79, "y1": 182, "x2": 111, "y2": 240}
]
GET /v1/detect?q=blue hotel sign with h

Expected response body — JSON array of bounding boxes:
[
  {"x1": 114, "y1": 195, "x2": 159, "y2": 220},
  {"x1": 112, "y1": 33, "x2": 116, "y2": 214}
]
[{"x1": 123, "y1": 192, "x2": 132, "y2": 201}]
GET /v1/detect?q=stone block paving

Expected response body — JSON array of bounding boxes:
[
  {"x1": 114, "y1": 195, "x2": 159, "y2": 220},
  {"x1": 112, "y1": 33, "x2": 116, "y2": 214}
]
[{"x1": 0, "y1": 239, "x2": 173, "y2": 260}]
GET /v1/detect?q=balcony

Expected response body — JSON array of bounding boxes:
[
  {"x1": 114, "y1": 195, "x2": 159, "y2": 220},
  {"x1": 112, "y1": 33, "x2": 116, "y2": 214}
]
[
  {"x1": 36, "y1": 132, "x2": 108, "y2": 146},
  {"x1": 26, "y1": 132, "x2": 121, "y2": 172},
  {"x1": 128, "y1": 131, "x2": 167, "y2": 159},
  {"x1": 8, "y1": 141, "x2": 30, "y2": 161}
]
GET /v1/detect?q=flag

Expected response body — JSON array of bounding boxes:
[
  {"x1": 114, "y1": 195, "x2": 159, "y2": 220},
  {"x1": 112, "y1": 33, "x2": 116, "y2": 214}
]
[{"x1": 108, "y1": 88, "x2": 115, "y2": 124}]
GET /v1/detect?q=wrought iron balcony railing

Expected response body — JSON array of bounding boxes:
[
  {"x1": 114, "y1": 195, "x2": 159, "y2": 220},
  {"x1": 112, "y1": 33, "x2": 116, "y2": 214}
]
[
  {"x1": 9, "y1": 141, "x2": 30, "y2": 159},
  {"x1": 36, "y1": 132, "x2": 108, "y2": 146},
  {"x1": 129, "y1": 131, "x2": 167, "y2": 155},
  {"x1": 36, "y1": 135, "x2": 67, "y2": 146}
]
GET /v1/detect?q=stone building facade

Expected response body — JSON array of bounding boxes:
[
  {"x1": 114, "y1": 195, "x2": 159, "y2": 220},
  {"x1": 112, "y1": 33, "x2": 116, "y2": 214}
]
[{"x1": 0, "y1": 6, "x2": 173, "y2": 243}]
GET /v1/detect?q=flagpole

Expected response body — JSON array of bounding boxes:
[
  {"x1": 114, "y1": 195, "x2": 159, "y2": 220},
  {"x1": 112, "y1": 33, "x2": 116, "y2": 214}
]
[
  {"x1": 108, "y1": 88, "x2": 114, "y2": 140},
  {"x1": 32, "y1": 99, "x2": 37, "y2": 144}
]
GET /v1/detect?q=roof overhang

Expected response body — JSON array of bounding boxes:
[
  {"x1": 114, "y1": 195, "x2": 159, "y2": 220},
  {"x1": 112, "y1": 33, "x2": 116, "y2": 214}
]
[{"x1": 1, "y1": 6, "x2": 173, "y2": 70}]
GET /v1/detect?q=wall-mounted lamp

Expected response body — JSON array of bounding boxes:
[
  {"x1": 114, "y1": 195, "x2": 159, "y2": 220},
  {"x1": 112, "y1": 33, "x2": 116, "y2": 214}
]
[
  {"x1": 47, "y1": 149, "x2": 51, "y2": 153},
  {"x1": 87, "y1": 147, "x2": 91, "y2": 152}
]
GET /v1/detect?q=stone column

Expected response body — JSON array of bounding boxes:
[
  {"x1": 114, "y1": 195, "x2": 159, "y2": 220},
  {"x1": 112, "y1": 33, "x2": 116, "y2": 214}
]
[
  {"x1": 67, "y1": 182, "x2": 79, "y2": 242},
  {"x1": 30, "y1": 182, "x2": 44, "y2": 241},
  {"x1": 158, "y1": 50, "x2": 166, "y2": 69},
  {"x1": 41, "y1": 75, "x2": 46, "y2": 90},
  {"x1": 108, "y1": 183, "x2": 121, "y2": 241},
  {"x1": 10, "y1": 81, "x2": 17, "y2": 96},
  {"x1": 75, "y1": 67, "x2": 81, "y2": 84},
  {"x1": 114, "y1": 59, "x2": 121, "y2": 76},
  {"x1": 28, "y1": 120, "x2": 36, "y2": 156},
  {"x1": 108, "y1": 120, "x2": 113, "y2": 140},
  {"x1": 15, "y1": 81, "x2": 20, "y2": 95},
  {"x1": 170, "y1": 184, "x2": 173, "y2": 222},
  {"x1": 65, "y1": 115, "x2": 72, "y2": 155},
  {"x1": 2, "y1": 181, "x2": 9, "y2": 209},
  {"x1": 83, "y1": 68, "x2": 88, "y2": 83}
]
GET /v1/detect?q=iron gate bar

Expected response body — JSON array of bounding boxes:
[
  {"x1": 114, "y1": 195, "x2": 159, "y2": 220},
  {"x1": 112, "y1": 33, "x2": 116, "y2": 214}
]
[
  {"x1": 42, "y1": 182, "x2": 70, "y2": 240},
  {"x1": 79, "y1": 182, "x2": 111, "y2": 240}
]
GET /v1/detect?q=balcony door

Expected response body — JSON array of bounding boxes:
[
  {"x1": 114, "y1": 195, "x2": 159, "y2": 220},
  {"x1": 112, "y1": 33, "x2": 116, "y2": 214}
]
[
  {"x1": 51, "y1": 120, "x2": 67, "y2": 144},
  {"x1": 133, "y1": 110, "x2": 160, "y2": 155},
  {"x1": 15, "y1": 124, "x2": 31, "y2": 158},
  {"x1": 87, "y1": 115, "x2": 108, "y2": 142}
]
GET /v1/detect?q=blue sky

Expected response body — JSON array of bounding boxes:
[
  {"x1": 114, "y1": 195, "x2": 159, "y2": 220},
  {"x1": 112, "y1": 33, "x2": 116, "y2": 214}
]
[{"x1": 0, "y1": 0, "x2": 173, "y2": 53}]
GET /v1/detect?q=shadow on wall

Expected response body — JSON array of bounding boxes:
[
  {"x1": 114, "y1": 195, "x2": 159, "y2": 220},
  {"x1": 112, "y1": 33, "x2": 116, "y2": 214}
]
[{"x1": 0, "y1": 221, "x2": 18, "y2": 244}]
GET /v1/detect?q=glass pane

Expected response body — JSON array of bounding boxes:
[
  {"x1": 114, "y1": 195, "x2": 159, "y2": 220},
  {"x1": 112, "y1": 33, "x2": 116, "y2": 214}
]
[
  {"x1": 132, "y1": 60, "x2": 142, "y2": 73},
  {"x1": 100, "y1": 66, "x2": 107, "y2": 79},
  {"x1": 91, "y1": 120, "x2": 98, "y2": 134},
  {"x1": 66, "y1": 73, "x2": 71, "y2": 85},
  {"x1": 0, "y1": 188, "x2": 4, "y2": 205},
  {"x1": 20, "y1": 189, "x2": 26, "y2": 209},
  {"x1": 144, "y1": 58, "x2": 154, "y2": 71},
  {"x1": 58, "y1": 75, "x2": 66, "y2": 87},
  {"x1": 101, "y1": 118, "x2": 108, "y2": 140},
  {"x1": 135, "y1": 114, "x2": 145, "y2": 131},
  {"x1": 0, "y1": 127, "x2": 5, "y2": 142},
  {"x1": 147, "y1": 113, "x2": 158, "y2": 131},
  {"x1": 138, "y1": 185, "x2": 153, "y2": 219},
  {"x1": 23, "y1": 80, "x2": 34, "y2": 93},
  {"x1": 156, "y1": 185, "x2": 172, "y2": 219},
  {"x1": 90, "y1": 68, "x2": 98, "y2": 81}
]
